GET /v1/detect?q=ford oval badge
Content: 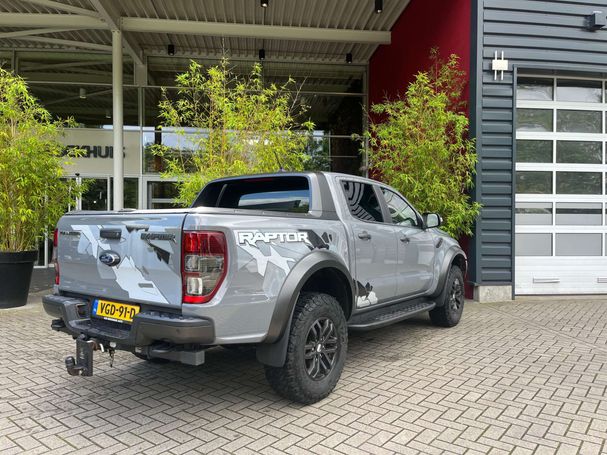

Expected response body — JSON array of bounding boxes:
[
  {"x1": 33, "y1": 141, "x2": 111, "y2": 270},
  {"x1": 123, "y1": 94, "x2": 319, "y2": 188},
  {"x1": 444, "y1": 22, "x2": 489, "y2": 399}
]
[{"x1": 99, "y1": 250, "x2": 121, "y2": 267}]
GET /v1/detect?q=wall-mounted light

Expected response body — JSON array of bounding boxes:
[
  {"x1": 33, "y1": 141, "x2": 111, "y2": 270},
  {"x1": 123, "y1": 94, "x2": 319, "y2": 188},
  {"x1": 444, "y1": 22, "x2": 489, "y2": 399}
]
[
  {"x1": 167, "y1": 44, "x2": 175, "y2": 56},
  {"x1": 259, "y1": 48, "x2": 266, "y2": 61},
  {"x1": 346, "y1": 53, "x2": 353, "y2": 64},
  {"x1": 491, "y1": 50, "x2": 509, "y2": 81},
  {"x1": 375, "y1": 0, "x2": 383, "y2": 14},
  {"x1": 79, "y1": 88, "x2": 86, "y2": 99},
  {"x1": 588, "y1": 11, "x2": 606, "y2": 30},
  {"x1": 260, "y1": 0, "x2": 269, "y2": 7}
]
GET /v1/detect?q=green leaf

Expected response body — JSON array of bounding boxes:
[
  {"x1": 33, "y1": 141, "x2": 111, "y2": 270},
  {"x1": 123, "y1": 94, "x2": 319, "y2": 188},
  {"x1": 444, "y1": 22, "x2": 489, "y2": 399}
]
[
  {"x1": 364, "y1": 50, "x2": 481, "y2": 238},
  {"x1": 0, "y1": 68, "x2": 82, "y2": 251},
  {"x1": 151, "y1": 57, "x2": 315, "y2": 204}
]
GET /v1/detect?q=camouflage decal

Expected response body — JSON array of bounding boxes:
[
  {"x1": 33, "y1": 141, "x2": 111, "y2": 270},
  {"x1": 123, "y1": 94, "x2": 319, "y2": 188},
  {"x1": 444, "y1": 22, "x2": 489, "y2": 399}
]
[
  {"x1": 57, "y1": 214, "x2": 185, "y2": 307},
  {"x1": 70, "y1": 225, "x2": 170, "y2": 304},
  {"x1": 234, "y1": 227, "x2": 345, "y2": 298},
  {"x1": 299, "y1": 230, "x2": 331, "y2": 250},
  {"x1": 355, "y1": 281, "x2": 378, "y2": 308}
]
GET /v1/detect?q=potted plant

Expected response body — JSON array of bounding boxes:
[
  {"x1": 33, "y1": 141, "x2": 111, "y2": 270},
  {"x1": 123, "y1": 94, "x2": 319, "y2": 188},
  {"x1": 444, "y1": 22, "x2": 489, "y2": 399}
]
[{"x1": 0, "y1": 68, "x2": 81, "y2": 308}]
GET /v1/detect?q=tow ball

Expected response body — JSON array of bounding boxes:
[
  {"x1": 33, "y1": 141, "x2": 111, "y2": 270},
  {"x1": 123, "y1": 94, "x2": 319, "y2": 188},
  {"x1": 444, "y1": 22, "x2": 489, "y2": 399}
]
[{"x1": 65, "y1": 335, "x2": 115, "y2": 376}]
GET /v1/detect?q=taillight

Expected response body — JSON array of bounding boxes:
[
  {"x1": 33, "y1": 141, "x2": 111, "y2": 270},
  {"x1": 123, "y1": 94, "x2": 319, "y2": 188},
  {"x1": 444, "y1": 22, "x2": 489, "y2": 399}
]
[
  {"x1": 182, "y1": 231, "x2": 227, "y2": 304},
  {"x1": 52, "y1": 228, "x2": 59, "y2": 285}
]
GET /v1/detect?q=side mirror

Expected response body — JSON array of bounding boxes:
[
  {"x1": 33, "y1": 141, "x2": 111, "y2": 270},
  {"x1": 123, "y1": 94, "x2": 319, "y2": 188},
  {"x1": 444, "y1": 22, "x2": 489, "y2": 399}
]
[{"x1": 423, "y1": 213, "x2": 442, "y2": 229}]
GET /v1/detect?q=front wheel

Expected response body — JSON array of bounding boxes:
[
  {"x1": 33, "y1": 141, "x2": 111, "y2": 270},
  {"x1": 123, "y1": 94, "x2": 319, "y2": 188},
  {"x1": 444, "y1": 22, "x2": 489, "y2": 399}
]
[
  {"x1": 264, "y1": 292, "x2": 348, "y2": 404},
  {"x1": 429, "y1": 265, "x2": 465, "y2": 327}
]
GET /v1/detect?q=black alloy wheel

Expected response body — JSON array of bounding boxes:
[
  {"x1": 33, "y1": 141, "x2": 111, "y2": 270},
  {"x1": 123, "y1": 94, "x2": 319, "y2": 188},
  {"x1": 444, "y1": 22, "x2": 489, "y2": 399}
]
[
  {"x1": 264, "y1": 292, "x2": 348, "y2": 404},
  {"x1": 429, "y1": 265, "x2": 465, "y2": 327},
  {"x1": 304, "y1": 317, "x2": 339, "y2": 380},
  {"x1": 448, "y1": 276, "x2": 464, "y2": 313}
]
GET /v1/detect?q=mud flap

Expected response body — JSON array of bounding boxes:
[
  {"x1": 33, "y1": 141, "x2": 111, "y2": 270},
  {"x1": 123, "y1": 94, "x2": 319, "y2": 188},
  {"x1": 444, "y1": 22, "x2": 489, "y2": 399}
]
[{"x1": 65, "y1": 335, "x2": 95, "y2": 376}]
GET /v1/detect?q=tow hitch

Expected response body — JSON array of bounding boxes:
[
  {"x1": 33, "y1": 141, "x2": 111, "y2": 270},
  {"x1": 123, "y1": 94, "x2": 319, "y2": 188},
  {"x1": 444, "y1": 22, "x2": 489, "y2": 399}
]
[{"x1": 65, "y1": 335, "x2": 114, "y2": 376}]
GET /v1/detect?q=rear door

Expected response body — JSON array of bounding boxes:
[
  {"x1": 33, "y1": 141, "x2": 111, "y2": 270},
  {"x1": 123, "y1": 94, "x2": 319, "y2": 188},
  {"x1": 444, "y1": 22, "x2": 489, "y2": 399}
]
[
  {"x1": 378, "y1": 187, "x2": 436, "y2": 297},
  {"x1": 57, "y1": 211, "x2": 187, "y2": 308},
  {"x1": 340, "y1": 180, "x2": 398, "y2": 308}
]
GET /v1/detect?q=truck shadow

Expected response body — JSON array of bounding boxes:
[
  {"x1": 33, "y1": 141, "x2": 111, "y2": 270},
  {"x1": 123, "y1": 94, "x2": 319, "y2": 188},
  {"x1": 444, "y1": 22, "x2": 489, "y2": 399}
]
[{"x1": 80, "y1": 315, "x2": 436, "y2": 412}]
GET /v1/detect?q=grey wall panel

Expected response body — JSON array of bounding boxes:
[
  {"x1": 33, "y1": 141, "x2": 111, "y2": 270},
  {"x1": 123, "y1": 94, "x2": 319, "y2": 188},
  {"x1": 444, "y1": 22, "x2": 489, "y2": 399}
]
[
  {"x1": 482, "y1": 220, "x2": 512, "y2": 231},
  {"x1": 482, "y1": 208, "x2": 512, "y2": 219},
  {"x1": 482, "y1": 172, "x2": 512, "y2": 183},
  {"x1": 482, "y1": 269, "x2": 512, "y2": 282},
  {"x1": 482, "y1": 256, "x2": 512, "y2": 268},
  {"x1": 482, "y1": 183, "x2": 513, "y2": 194},
  {"x1": 470, "y1": 0, "x2": 607, "y2": 288},
  {"x1": 482, "y1": 244, "x2": 512, "y2": 256},
  {"x1": 482, "y1": 109, "x2": 512, "y2": 122},
  {"x1": 481, "y1": 147, "x2": 513, "y2": 159}
]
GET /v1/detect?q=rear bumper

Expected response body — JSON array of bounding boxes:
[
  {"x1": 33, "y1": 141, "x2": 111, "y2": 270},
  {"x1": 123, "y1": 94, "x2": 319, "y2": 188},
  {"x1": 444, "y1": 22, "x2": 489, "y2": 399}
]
[{"x1": 43, "y1": 294, "x2": 215, "y2": 347}]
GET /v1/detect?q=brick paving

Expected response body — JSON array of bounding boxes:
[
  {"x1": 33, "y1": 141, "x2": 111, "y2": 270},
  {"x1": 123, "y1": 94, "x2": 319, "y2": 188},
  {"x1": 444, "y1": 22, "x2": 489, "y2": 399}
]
[{"x1": 1, "y1": 296, "x2": 606, "y2": 454}]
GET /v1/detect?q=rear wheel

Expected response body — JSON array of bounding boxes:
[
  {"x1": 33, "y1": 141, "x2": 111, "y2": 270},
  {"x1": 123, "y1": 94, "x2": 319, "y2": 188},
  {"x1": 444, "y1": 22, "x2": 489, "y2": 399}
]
[
  {"x1": 429, "y1": 265, "x2": 464, "y2": 327},
  {"x1": 264, "y1": 292, "x2": 347, "y2": 404}
]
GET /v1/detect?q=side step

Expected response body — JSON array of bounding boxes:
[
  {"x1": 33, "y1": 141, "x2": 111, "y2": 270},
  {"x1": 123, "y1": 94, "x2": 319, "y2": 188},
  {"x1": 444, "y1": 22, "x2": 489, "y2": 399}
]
[{"x1": 348, "y1": 299, "x2": 436, "y2": 331}]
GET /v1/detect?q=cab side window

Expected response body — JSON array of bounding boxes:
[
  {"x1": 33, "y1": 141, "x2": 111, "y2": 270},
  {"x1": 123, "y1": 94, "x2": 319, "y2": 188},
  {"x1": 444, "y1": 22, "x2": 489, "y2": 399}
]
[
  {"x1": 341, "y1": 181, "x2": 383, "y2": 222},
  {"x1": 380, "y1": 188, "x2": 420, "y2": 227}
]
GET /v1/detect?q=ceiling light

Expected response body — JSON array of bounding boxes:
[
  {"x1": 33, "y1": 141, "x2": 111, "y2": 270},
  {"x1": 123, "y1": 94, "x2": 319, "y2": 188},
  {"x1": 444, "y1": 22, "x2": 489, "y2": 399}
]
[
  {"x1": 375, "y1": 0, "x2": 383, "y2": 13},
  {"x1": 79, "y1": 88, "x2": 86, "y2": 99},
  {"x1": 346, "y1": 53, "x2": 353, "y2": 64},
  {"x1": 259, "y1": 48, "x2": 266, "y2": 61},
  {"x1": 167, "y1": 44, "x2": 175, "y2": 56},
  {"x1": 260, "y1": 0, "x2": 269, "y2": 7},
  {"x1": 105, "y1": 109, "x2": 111, "y2": 119}
]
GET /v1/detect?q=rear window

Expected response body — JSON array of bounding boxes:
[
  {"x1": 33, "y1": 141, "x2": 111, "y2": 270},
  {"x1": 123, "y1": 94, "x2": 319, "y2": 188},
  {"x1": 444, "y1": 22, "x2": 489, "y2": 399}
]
[{"x1": 193, "y1": 176, "x2": 310, "y2": 213}]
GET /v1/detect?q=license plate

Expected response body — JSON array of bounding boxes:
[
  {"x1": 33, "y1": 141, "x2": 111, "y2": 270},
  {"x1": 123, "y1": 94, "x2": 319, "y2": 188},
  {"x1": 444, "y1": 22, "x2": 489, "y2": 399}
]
[{"x1": 92, "y1": 299, "x2": 140, "y2": 324}]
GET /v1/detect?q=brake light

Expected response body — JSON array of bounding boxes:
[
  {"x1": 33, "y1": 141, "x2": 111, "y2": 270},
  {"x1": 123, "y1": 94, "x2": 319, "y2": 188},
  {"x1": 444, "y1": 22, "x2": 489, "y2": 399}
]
[
  {"x1": 52, "y1": 228, "x2": 59, "y2": 285},
  {"x1": 182, "y1": 231, "x2": 227, "y2": 304}
]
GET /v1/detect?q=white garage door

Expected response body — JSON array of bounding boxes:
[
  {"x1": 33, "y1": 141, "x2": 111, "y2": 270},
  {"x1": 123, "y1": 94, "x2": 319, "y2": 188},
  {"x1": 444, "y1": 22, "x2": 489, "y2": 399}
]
[{"x1": 515, "y1": 75, "x2": 607, "y2": 295}]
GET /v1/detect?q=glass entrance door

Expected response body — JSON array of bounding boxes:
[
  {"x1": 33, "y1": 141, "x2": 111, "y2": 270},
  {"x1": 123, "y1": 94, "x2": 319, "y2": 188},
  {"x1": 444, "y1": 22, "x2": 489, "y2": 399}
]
[
  {"x1": 80, "y1": 177, "x2": 110, "y2": 211},
  {"x1": 144, "y1": 179, "x2": 180, "y2": 209}
]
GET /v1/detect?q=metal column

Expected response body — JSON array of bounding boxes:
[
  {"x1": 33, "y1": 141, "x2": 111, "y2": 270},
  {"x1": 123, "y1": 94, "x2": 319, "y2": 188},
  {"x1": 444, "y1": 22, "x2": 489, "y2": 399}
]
[{"x1": 112, "y1": 29, "x2": 124, "y2": 210}]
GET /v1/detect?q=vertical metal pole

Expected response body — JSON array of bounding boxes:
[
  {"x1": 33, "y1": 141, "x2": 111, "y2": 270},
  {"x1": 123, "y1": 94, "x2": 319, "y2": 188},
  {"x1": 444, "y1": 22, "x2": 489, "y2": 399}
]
[
  {"x1": 11, "y1": 50, "x2": 16, "y2": 74},
  {"x1": 112, "y1": 29, "x2": 124, "y2": 210},
  {"x1": 75, "y1": 173, "x2": 82, "y2": 210},
  {"x1": 363, "y1": 64, "x2": 369, "y2": 178}
]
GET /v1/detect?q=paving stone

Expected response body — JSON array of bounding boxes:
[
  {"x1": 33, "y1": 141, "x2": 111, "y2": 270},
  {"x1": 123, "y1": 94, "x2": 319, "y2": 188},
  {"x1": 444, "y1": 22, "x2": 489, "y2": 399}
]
[{"x1": 1, "y1": 296, "x2": 607, "y2": 454}]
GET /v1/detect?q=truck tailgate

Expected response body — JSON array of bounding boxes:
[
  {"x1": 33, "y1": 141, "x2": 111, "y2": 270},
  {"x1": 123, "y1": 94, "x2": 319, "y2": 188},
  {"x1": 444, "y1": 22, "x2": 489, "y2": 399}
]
[{"x1": 57, "y1": 211, "x2": 186, "y2": 308}]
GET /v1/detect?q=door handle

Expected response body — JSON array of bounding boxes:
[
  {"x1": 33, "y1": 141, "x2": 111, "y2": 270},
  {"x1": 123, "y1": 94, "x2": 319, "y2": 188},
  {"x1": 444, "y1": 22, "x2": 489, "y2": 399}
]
[
  {"x1": 358, "y1": 231, "x2": 372, "y2": 240},
  {"x1": 399, "y1": 235, "x2": 410, "y2": 244}
]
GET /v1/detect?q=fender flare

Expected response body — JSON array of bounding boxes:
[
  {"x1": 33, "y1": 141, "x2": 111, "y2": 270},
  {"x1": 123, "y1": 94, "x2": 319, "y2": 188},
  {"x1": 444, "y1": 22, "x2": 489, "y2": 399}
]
[
  {"x1": 256, "y1": 250, "x2": 354, "y2": 367},
  {"x1": 431, "y1": 246, "x2": 467, "y2": 305}
]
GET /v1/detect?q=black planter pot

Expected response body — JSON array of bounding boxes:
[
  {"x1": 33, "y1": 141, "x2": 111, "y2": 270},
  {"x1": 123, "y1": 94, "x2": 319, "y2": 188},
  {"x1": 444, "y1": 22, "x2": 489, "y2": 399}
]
[{"x1": 0, "y1": 251, "x2": 38, "y2": 309}]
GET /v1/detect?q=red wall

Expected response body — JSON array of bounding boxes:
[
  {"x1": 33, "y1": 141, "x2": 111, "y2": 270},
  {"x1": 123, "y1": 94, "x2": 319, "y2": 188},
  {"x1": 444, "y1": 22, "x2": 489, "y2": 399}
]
[
  {"x1": 369, "y1": 0, "x2": 473, "y2": 296},
  {"x1": 369, "y1": 0, "x2": 472, "y2": 105}
]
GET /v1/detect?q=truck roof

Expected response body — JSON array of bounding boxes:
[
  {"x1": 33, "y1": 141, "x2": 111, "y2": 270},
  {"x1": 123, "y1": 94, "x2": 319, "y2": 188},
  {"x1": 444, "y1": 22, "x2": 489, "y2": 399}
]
[{"x1": 208, "y1": 171, "x2": 378, "y2": 185}]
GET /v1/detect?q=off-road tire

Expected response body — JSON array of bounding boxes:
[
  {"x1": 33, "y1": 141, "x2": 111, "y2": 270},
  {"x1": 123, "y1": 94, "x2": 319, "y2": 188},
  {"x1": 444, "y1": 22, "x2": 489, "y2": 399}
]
[
  {"x1": 264, "y1": 292, "x2": 348, "y2": 404},
  {"x1": 429, "y1": 265, "x2": 465, "y2": 327}
]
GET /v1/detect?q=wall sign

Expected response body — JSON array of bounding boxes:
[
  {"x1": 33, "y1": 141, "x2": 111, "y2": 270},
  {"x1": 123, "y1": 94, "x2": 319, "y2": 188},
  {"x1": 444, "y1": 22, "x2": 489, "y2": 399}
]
[{"x1": 61, "y1": 128, "x2": 141, "y2": 175}]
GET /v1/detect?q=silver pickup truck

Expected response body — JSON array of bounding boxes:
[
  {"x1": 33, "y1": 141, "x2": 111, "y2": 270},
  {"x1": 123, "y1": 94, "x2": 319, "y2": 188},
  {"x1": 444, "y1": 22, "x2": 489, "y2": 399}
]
[{"x1": 44, "y1": 172, "x2": 467, "y2": 403}]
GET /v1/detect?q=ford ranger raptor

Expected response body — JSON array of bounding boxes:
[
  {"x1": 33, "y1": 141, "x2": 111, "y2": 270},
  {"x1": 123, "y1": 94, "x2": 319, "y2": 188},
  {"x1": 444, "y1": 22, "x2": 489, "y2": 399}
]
[{"x1": 44, "y1": 172, "x2": 467, "y2": 404}]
